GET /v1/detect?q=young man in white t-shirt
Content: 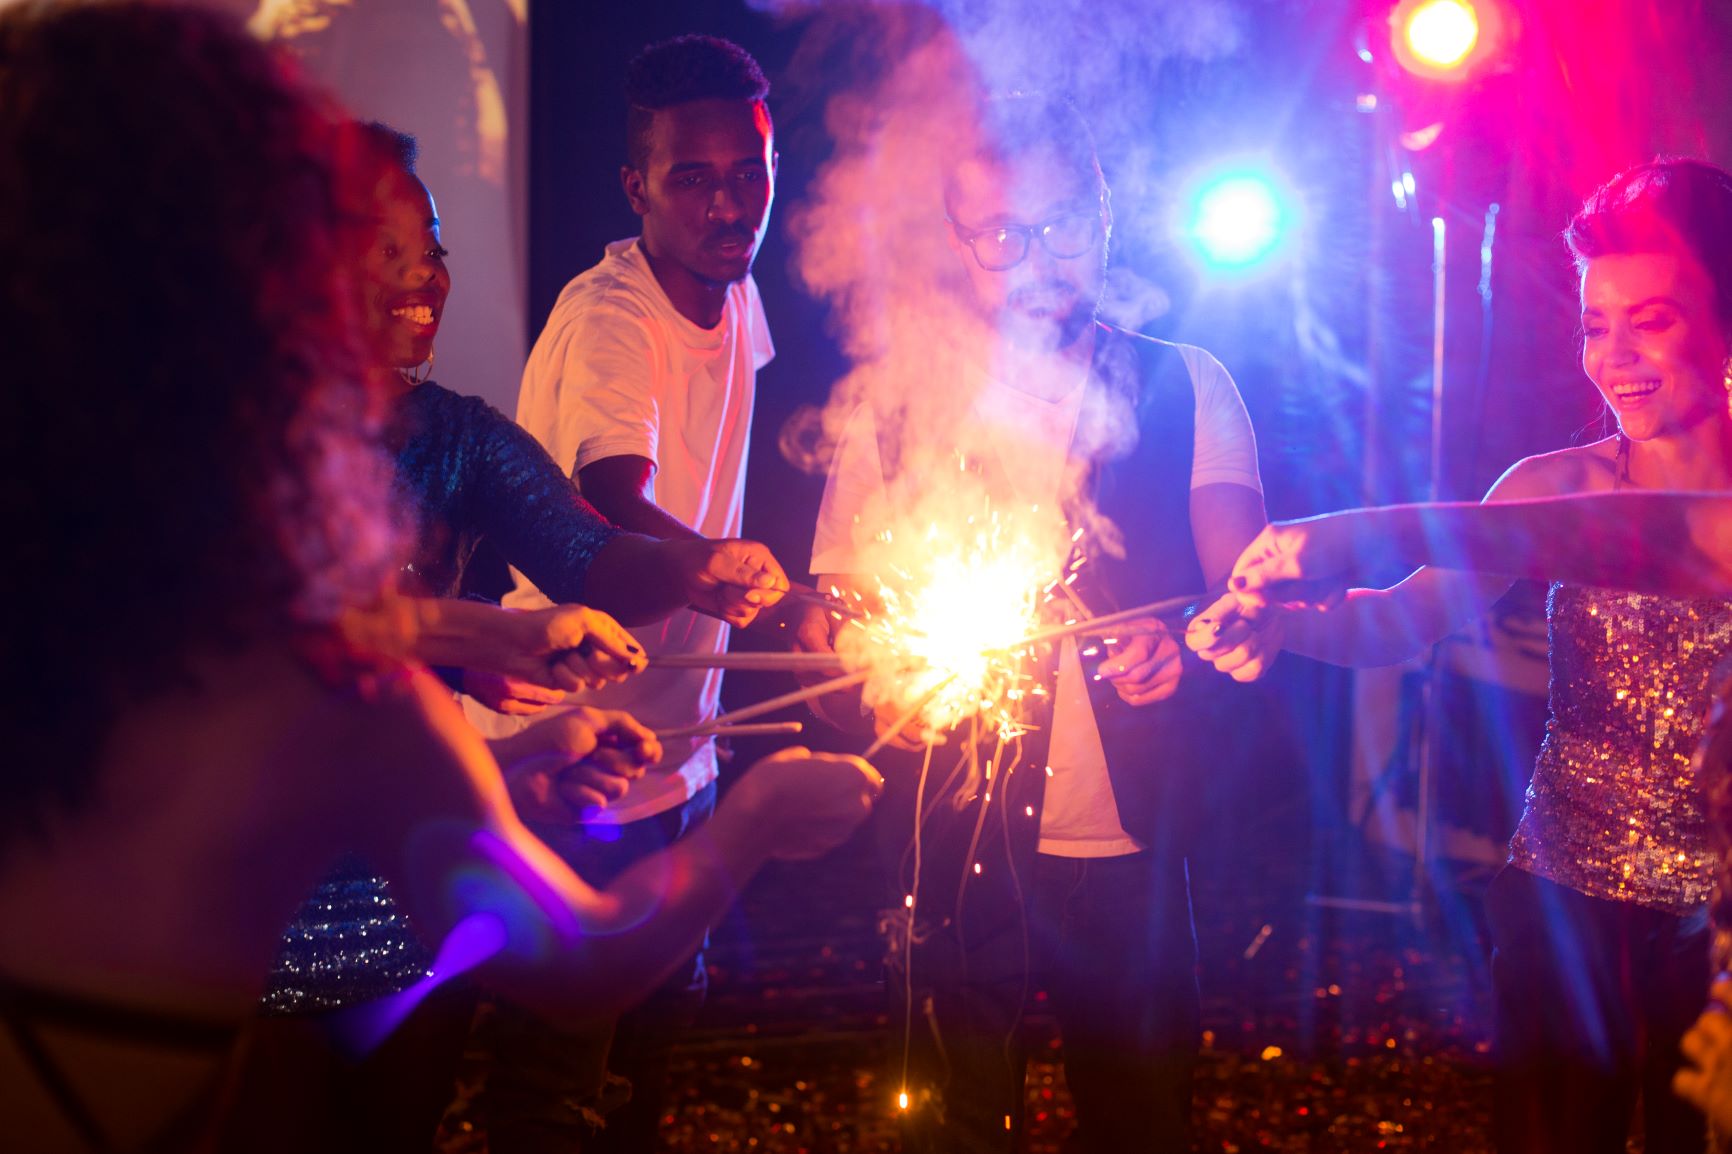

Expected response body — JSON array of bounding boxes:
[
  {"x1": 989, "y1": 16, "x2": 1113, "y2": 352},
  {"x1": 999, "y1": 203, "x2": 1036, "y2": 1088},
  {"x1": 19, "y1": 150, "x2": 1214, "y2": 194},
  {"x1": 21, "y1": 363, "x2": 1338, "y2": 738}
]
[
  {"x1": 468, "y1": 36, "x2": 823, "y2": 1154},
  {"x1": 811, "y1": 95, "x2": 1282, "y2": 1152}
]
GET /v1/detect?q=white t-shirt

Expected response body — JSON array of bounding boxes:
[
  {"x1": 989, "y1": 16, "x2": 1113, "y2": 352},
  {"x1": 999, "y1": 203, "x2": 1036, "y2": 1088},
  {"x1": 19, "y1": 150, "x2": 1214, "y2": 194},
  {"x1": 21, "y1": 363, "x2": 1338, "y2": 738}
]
[
  {"x1": 810, "y1": 340, "x2": 1259, "y2": 856},
  {"x1": 477, "y1": 237, "x2": 773, "y2": 825}
]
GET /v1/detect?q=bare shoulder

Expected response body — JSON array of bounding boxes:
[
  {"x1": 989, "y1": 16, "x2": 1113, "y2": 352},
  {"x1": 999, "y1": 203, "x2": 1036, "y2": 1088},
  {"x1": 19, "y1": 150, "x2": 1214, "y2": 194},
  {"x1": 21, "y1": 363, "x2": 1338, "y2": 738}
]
[
  {"x1": 327, "y1": 667, "x2": 487, "y2": 778},
  {"x1": 1486, "y1": 438, "x2": 1621, "y2": 501}
]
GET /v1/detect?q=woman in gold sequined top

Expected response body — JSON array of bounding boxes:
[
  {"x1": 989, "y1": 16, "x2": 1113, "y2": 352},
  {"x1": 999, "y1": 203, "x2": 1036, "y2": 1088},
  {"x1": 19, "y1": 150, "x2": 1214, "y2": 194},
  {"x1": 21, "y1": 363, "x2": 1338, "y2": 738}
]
[{"x1": 1190, "y1": 158, "x2": 1732, "y2": 1154}]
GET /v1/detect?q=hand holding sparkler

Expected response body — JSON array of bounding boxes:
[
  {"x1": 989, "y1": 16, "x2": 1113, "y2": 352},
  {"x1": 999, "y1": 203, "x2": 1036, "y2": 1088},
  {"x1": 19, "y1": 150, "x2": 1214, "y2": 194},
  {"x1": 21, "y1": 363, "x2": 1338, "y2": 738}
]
[
  {"x1": 750, "y1": 586, "x2": 859, "y2": 655},
  {"x1": 489, "y1": 706, "x2": 661, "y2": 823},
  {"x1": 1224, "y1": 518, "x2": 1365, "y2": 612},
  {"x1": 531, "y1": 604, "x2": 648, "y2": 689},
  {"x1": 1096, "y1": 617, "x2": 1183, "y2": 706},
  {"x1": 727, "y1": 747, "x2": 885, "y2": 861},
  {"x1": 790, "y1": 577, "x2": 879, "y2": 733},
  {"x1": 1186, "y1": 592, "x2": 1285, "y2": 683},
  {"x1": 341, "y1": 599, "x2": 647, "y2": 707},
  {"x1": 664, "y1": 537, "x2": 792, "y2": 628},
  {"x1": 462, "y1": 604, "x2": 648, "y2": 716}
]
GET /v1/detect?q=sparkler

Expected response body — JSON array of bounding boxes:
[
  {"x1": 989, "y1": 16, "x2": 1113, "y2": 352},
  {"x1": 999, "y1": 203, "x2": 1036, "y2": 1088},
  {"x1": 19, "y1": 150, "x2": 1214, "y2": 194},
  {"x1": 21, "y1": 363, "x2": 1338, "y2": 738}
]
[
  {"x1": 656, "y1": 668, "x2": 873, "y2": 742},
  {"x1": 655, "y1": 720, "x2": 805, "y2": 742},
  {"x1": 1010, "y1": 592, "x2": 1203, "y2": 649},
  {"x1": 651, "y1": 463, "x2": 1203, "y2": 764},
  {"x1": 776, "y1": 586, "x2": 868, "y2": 621},
  {"x1": 836, "y1": 487, "x2": 1070, "y2": 746},
  {"x1": 650, "y1": 651, "x2": 846, "y2": 673}
]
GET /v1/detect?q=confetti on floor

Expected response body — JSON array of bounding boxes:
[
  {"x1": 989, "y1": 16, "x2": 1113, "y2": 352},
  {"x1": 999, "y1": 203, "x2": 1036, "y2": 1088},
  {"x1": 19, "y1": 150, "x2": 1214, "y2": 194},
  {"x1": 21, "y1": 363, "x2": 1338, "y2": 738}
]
[{"x1": 443, "y1": 810, "x2": 1512, "y2": 1153}]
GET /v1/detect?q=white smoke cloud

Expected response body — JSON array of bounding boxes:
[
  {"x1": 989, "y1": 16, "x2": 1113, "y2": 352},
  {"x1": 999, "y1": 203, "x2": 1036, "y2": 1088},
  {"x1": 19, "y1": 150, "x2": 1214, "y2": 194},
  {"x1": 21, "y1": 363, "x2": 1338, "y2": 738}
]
[{"x1": 765, "y1": 0, "x2": 1248, "y2": 571}]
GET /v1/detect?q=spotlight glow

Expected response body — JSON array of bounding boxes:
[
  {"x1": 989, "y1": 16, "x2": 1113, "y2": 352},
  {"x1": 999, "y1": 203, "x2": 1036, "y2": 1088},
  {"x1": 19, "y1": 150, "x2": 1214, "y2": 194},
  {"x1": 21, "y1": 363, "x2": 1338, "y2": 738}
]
[
  {"x1": 1182, "y1": 169, "x2": 1293, "y2": 271},
  {"x1": 1403, "y1": 0, "x2": 1479, "y2": 69},
  {"x1": 1389, "y1": 0, "x2": 1502, "y2": 81}
]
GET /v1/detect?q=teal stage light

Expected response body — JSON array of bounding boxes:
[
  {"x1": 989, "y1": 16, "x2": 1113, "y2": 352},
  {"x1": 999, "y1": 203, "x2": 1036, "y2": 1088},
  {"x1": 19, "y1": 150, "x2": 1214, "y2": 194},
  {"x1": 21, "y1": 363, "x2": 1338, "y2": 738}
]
[{"x1": 1182, "y1": 168, "x2": 1294, "y2": 272}]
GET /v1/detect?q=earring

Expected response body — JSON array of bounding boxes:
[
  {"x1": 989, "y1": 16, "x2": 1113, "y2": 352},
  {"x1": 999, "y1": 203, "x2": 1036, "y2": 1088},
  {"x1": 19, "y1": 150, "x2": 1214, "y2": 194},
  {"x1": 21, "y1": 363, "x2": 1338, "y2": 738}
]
[{"x1": 398, "y1": 347, "x2": 434, "y2": 387}]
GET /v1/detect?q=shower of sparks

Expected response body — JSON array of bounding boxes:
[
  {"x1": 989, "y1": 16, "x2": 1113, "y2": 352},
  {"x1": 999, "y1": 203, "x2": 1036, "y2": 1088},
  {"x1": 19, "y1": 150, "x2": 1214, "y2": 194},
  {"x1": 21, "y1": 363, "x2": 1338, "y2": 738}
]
[{"x1": 834, "y1": 475, "x2": 1075, "y2": 743}]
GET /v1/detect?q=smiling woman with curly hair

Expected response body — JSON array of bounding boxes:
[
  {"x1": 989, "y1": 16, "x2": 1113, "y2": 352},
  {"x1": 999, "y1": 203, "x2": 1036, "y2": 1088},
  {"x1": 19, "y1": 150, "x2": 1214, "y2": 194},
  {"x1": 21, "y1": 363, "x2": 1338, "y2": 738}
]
[
  {"x1": 0, "y1": 0, "x2": 395, "y2": 850},
  {"x1": 0, "y1": 9, "x2": 883, "y2": 1151}
]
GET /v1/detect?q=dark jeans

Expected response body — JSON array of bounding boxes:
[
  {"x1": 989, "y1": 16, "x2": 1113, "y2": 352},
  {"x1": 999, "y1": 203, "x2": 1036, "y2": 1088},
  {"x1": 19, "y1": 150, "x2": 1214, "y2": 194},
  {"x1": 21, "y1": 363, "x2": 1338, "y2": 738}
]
[
  {"x1": 1485, "y1": 864, "x2": 1710, "y2": 1154},
  {"x1": 897, "y1": 850, "x2": 1200, "y2": 1153},
  {"x1": 476, "y1": 782, "x2": 716, "y2": 1154}
]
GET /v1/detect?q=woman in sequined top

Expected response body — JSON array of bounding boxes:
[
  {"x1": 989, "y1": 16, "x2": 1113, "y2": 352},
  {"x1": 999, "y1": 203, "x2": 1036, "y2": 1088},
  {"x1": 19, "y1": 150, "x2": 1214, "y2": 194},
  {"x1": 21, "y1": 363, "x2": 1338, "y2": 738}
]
[
  {"x1": 0, "y1": 8, "x2": 883, "y2": 1149},
  {"x1": 1191, "y1": 159, "x2": 1732, "y2": 1154}
]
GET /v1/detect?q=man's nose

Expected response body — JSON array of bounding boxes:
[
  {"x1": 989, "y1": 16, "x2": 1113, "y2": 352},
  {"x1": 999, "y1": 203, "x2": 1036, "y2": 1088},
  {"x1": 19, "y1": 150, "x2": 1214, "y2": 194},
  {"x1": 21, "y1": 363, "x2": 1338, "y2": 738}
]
[
  {"x1": 1011, "y1": 238, "x2": 1060, "y2": 281},
  {"x1": 708, "y1": 183, "x2": 744, "y2": 224}
]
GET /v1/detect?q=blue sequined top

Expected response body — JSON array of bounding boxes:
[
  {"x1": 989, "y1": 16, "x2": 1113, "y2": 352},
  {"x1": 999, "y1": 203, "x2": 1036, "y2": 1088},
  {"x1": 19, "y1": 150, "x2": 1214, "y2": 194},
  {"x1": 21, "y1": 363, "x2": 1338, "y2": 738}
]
[
  {"x1": 390, "y1": 380, "x2": 620, "y2": 601},
  {"x1": 261, "y1": 381, "x2": 623, "y2": 1014}
]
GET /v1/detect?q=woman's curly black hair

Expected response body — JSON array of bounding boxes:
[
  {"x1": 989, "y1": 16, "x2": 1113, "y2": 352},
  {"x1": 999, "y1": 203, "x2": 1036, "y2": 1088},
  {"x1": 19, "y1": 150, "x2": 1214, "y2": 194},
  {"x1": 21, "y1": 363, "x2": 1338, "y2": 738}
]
[{"x1": 0, "y1": 1, "x2": 399, "y2": 850}]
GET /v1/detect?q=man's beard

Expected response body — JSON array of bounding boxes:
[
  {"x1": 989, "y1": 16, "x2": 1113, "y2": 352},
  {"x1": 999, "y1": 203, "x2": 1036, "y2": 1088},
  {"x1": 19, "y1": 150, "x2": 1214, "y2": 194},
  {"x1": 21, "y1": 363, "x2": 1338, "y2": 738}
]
[{"x1": 997, "y1": 293, "x2": 1098, "y2": 351}]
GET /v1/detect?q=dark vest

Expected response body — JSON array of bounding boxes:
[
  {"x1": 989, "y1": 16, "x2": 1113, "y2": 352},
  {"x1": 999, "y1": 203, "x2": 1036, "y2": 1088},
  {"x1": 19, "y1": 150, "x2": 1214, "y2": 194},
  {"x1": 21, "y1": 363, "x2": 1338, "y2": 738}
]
[
  {"x1": 874, "y1": 325, "x2": 1207, "y2": 914},
  {"x1": 1067, "y1": 324, "x2": 1205, "y2": 853}
]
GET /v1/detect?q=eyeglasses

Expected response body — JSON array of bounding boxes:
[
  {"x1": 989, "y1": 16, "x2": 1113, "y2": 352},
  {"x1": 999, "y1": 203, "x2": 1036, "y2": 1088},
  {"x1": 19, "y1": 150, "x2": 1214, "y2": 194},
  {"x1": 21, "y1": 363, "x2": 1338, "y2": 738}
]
[{"x1": 947, "y1": 209, "x2": 1103, "y2": 271}]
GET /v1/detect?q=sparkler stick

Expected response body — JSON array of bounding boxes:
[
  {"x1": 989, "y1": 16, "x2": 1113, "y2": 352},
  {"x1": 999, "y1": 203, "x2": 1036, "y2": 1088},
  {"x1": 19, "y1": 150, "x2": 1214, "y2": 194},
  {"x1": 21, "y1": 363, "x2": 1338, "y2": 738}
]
[
  {"x1": 650, "y1": 651, "x2": 847, "y2": 673},
  {"x1": 862, "y1": 675, "x2": 959, "y2": 761},
  {"x1": 656, "y1": 720, "x2": 804, "y2": 741},
  {"x1": 657, "y1": 668, "x2": 873, "y2": 740},
  {"x1": 1055, "y1": 578, "x2": 1097, "y2": 623},
  {"x1": 1010, "y1": 592, "x2": 1205, "y2": 650},
  {"x1": 777, "y1": 587, "x2": 868, "y2": 620}
]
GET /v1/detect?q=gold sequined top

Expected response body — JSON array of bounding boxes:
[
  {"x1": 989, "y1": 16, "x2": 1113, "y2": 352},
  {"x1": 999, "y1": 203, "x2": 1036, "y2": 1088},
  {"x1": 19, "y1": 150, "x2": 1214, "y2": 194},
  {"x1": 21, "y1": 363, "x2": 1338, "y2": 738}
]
[{"x1": 1509, "y1": 583, "x2": 1732, "y2": 912}]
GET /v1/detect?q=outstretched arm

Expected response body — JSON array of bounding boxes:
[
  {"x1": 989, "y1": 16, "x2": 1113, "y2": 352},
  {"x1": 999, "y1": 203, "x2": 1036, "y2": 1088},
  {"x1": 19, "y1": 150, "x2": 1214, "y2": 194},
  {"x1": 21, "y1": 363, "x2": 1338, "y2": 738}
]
[
  {"x1": 338, "y1": 598, "x2": 646, "y2": 694},
  {"x1": 354, "y1": 672, "x2": 881, "y2": 1026},
  {"x1": 578, "y1": 455, "x2": 796, "y2": 629},
  {"x1": 583, "y1": 534, "x2": 791, "y2": 629},
  {"x1": 459, "y1": 408, "x2": 788, "y2": 628},
  {"x1": 1232, "y1": 492, "x2": 1732, "y2": 605},
  {"x1": 1267, "y1": 566, "x2": 1516, "y2": 668},
  {"x1": 1188, "y1": 454, "x2": 1583, "y2": 673}
]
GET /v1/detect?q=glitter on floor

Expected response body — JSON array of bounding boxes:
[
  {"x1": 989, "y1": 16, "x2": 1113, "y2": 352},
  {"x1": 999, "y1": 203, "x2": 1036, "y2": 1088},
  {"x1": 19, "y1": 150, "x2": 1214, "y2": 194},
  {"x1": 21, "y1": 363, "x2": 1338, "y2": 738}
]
[{"x1": 603, "y1": 827, "x2": 1498, "y2": 1153}]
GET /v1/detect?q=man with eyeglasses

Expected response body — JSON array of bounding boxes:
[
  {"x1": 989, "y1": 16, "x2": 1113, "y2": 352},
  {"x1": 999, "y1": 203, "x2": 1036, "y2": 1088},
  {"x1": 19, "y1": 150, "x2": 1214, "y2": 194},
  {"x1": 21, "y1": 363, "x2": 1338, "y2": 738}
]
[{"x1": 810, "y1": 93, "x2": 1276, "y2": 1152}]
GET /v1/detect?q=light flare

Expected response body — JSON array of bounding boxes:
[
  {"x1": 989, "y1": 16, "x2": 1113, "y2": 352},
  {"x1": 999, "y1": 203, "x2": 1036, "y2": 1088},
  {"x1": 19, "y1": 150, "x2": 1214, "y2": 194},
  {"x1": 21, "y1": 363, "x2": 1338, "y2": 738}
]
[
  {"x1": 1402, "y1": 0, "x2": 1479, "y2": 69},
  {"x1": 837, "y1": 480, "x2": 1070, "y2": 742}
]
